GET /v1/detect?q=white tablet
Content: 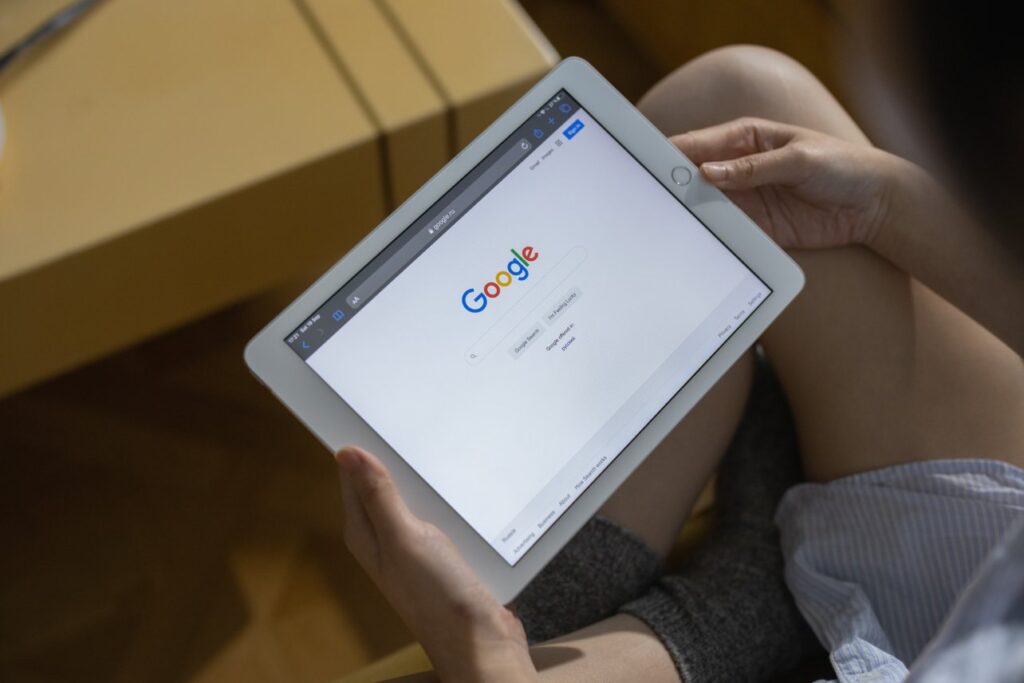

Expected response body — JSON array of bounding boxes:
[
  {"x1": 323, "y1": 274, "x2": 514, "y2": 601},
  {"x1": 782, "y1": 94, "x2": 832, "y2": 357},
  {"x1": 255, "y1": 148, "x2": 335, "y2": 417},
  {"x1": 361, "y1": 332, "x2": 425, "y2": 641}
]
[{"x1": 246, "y1": 57, "x2": 803, "y2": 603}]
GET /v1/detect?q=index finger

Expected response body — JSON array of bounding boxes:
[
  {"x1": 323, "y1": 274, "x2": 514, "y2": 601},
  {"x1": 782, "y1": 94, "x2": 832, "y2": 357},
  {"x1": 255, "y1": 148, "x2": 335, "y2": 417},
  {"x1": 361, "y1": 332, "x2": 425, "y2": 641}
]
[{"x1": 670, "y1": 117, "x2": 798, "y2": 165}]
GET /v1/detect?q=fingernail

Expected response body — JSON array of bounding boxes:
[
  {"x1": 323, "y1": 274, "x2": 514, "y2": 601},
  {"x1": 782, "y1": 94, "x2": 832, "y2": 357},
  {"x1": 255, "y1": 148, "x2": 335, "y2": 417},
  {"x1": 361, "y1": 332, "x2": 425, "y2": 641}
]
[{"x1": 701, "y1": 162, "x2": 728, "y2": 181}]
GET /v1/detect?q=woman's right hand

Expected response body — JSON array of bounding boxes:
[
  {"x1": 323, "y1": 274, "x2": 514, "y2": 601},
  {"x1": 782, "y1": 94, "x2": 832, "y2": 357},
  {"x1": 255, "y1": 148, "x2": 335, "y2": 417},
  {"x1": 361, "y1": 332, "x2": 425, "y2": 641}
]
[
  {"x1": 336, "y1": 446, "x2": 535, "y2": 682},
  {"x1": 671, "y1": 117, "x2": 915, "y2": 250}
]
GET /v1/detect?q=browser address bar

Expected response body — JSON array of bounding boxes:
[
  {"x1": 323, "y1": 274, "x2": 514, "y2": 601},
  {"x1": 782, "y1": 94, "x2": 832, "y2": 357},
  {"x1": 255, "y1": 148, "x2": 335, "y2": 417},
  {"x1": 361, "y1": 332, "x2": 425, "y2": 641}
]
[{"x1": 346, "y1": 139, "x2": 534, "y2": 310}]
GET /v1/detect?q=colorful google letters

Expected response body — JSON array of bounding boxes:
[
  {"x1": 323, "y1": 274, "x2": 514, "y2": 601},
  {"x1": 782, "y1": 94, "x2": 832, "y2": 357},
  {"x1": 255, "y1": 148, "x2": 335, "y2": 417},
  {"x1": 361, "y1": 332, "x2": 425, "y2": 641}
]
[{"x1": 461, "y1": 246, "x2": 539, "y2": 313}]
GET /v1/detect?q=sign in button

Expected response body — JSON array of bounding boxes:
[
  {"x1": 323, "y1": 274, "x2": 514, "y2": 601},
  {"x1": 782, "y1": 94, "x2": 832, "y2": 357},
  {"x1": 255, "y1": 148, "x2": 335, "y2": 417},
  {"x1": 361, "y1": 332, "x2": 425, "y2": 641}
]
[{"x1": 563, "y1": 119, "x2": 584, "y2": 139}]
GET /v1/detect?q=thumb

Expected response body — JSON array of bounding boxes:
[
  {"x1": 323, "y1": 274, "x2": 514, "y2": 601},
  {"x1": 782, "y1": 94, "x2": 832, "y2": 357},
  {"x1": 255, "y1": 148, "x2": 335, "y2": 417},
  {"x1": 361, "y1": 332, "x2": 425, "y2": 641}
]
[
  {"x1": 337, "y1": 446, "x2": 409, "y2": 540},
  {"x1": 699, "y1": 146, "x2": 809, "y2": 191}
]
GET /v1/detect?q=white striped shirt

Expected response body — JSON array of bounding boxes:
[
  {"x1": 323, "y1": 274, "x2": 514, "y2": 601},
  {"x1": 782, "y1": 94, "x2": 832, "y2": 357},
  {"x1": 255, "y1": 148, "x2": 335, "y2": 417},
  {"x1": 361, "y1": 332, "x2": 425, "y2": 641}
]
[{"x1": 776, "y1": 459, "x2": 1024, "y2": 682}]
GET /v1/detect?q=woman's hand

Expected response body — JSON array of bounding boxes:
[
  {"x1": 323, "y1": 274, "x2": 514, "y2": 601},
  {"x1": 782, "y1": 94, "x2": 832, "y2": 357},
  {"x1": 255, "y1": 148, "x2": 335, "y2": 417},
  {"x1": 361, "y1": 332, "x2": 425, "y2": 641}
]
[
  {"x1": 674, "y1": 117, "x2": 1024, "y2": 351},
  {"x1": 336, "y1": 446, "x2": 536, "y2": 682},
  {"x1": 672, "y1": 117, "x2": 913, "y2": 250}
]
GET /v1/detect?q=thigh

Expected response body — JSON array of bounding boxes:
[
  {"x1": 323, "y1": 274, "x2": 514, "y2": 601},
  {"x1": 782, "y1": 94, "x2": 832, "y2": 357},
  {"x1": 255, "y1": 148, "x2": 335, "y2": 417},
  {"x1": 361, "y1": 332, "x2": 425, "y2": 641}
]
[
  {"x1": 391, "y1": 615, "x2": 679, "y2": 683},
  {"x1": 532, "y1": 614, "x2": 680, "y2": 683},
  {"x1": 764, "y1": 248, "x2": 1024, "y2": 481},
  {"x1": 596, "y1": 47, "x2": 846, "y2": 553},
  {"x1": 595, "y1": 45, "x2": 867, "y2": 551},
  {"x1": 598, "y1": 351, "x2": 753, "y2": 557},
  {"x1": 640, "y1": 45, "x2": 1024, "y2": 481}
]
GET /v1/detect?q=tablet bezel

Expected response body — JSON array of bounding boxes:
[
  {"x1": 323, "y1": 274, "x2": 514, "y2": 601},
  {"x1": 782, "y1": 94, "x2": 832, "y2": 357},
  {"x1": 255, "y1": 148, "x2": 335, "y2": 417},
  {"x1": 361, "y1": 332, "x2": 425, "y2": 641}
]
[{"x1": 245, "y1": 57, "x2": 804, "y2": 604}]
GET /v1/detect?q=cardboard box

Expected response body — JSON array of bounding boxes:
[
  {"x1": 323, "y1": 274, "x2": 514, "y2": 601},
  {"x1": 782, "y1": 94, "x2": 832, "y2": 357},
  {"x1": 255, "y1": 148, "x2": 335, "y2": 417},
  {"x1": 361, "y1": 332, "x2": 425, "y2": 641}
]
[
  {"x1": 382, "y1": 0, "x2": 558, "y2": 150},
  {"x1": 0, "y1": 0, "x2": 385, "y2": 397},
  {"x1": 303, "y1": 0, "x2": 449, "y2": 206},
  {"x1": 0, "y1": 0, "x2": 557, "y2": 397}
]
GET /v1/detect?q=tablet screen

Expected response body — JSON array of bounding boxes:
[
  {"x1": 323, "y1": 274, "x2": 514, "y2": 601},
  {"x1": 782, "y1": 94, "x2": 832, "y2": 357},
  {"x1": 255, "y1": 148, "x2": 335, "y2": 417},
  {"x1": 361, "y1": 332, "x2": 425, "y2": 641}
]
[{"x1": 287, "y1": 90, "x2": 771, "y2": 565}]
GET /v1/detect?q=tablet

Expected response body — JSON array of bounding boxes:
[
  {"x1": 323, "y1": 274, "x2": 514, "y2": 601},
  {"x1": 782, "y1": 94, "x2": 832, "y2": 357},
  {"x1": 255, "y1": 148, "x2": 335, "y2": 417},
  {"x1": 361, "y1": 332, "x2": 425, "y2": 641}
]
[{"x1": 245, "y1": 57, "x2": 803, "y2": 603}]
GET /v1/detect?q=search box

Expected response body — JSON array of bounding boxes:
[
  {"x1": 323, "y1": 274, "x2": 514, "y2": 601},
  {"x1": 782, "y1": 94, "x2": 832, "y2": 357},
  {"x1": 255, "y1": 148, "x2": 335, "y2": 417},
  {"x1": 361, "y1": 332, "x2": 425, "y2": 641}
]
[{"x1": 466, "y1": 246, "x2": 587, "y2": 365}]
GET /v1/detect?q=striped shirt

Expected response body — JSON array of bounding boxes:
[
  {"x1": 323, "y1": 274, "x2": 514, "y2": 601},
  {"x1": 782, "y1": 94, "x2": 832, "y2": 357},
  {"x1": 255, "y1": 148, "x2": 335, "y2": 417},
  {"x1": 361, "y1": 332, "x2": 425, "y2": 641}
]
[{"x1": 776, "y1": 459, "x2": 1024, "y2": 682}]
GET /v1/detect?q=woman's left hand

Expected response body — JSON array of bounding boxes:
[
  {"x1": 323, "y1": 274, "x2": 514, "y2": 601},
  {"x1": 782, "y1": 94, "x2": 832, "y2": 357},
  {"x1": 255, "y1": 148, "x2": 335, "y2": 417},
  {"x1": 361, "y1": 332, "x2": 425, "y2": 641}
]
[
  {"x1": 671, "y1": 117, "x2": 910, "y2": 250},
  {"x1": 336, "y1": 446, "x2": 536, "y2": 682}
]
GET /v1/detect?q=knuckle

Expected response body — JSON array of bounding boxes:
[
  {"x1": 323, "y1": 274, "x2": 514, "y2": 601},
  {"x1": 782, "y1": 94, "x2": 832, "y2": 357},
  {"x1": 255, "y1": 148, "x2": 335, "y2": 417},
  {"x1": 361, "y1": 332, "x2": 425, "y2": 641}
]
[
  {"x1": 790, "y1": 143, "x2": 817, "y2": 168},
  {"x1": 737, "y1": 117, "x2": 769, "y2": 151},
  {"x1": 415, "y1": 522, "x2": 452, "y2": 553},
  {"x1": 422, "y1": 522, "x2": 448, "y2": 544},
  {"x1": 736, "y1": 116, "x2": 757, "y2": 137},
  {"x1": 450, "y1": 597, "x2": 481, "y2": 622},
  {"x1": 415, "y1": 521, "x2": 443, "y2": 546}
]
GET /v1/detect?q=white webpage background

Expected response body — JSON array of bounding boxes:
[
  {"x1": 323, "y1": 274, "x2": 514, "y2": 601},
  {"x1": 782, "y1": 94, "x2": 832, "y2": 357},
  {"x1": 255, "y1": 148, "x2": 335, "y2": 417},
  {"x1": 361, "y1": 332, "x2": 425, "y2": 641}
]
[{"x1": 309, "y1": 111, "x2": 753, "y2": 544}]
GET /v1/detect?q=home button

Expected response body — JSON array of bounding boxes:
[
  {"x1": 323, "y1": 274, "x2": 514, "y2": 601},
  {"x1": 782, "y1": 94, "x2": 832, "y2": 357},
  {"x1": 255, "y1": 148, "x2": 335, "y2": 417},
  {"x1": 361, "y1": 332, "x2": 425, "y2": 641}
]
[{"x1": 671, "y1": 166, "x2": 692, "y2": 186}]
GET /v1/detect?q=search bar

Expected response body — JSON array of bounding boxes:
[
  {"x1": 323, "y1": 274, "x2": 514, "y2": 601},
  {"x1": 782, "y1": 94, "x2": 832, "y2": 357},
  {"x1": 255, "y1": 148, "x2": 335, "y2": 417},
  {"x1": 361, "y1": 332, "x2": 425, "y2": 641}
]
[
  {"x1": 346, "y1": 138, "x2": 534, "y2": 310},
  {"x1": 466, "y1": 246, "x2": 588, "y2": 365}
]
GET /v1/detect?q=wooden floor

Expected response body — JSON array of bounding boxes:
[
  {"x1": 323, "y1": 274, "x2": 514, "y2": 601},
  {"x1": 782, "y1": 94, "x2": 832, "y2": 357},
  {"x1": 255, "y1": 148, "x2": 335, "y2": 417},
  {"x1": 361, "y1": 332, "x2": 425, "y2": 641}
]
[
  {"x1": 0, "y1": 284, "x2": 417, "y2": 682},
  {"x1": 0, "y1": 3, "x2": 660, "y2": 681}
]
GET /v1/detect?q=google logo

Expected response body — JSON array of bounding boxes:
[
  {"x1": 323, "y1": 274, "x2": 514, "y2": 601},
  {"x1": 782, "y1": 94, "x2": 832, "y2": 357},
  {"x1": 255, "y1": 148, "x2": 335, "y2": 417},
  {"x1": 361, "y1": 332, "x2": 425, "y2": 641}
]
[{"x1": 461, "y1": 246, "x2": 539, "y2": 313}]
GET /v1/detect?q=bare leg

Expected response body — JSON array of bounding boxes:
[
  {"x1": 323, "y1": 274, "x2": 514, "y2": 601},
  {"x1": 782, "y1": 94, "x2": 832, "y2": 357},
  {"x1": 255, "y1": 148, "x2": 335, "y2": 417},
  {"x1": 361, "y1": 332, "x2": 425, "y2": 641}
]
[
  {"x1": 393, "y1": 615, "x2": 676, "y2": 683},
  {"x1": 637, "y1": 45, "x2": 1024, "y2": 480},
  {"x1": 520, "y1": 45, "x2": 1024, "y2": 682},
  {"x1": 598, "y1": 40, "x2": 887, "y2": 553},
  {"x1": 598, "y1": 352, "x2": 753, "y2": 556},
  {"x1": 572, "y1": 37, "x2": 896, "y2": 581}
]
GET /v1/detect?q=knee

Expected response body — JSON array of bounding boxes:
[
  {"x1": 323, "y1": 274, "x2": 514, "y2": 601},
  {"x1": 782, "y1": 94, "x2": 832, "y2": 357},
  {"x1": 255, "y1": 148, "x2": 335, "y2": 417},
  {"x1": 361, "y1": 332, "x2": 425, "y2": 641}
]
[
  {"x1": 685, "y1": 45, "x2": 818, "y2": 90},
  {"x1": 638, "y1": 45, "x2": 830, "y2": 134}
]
